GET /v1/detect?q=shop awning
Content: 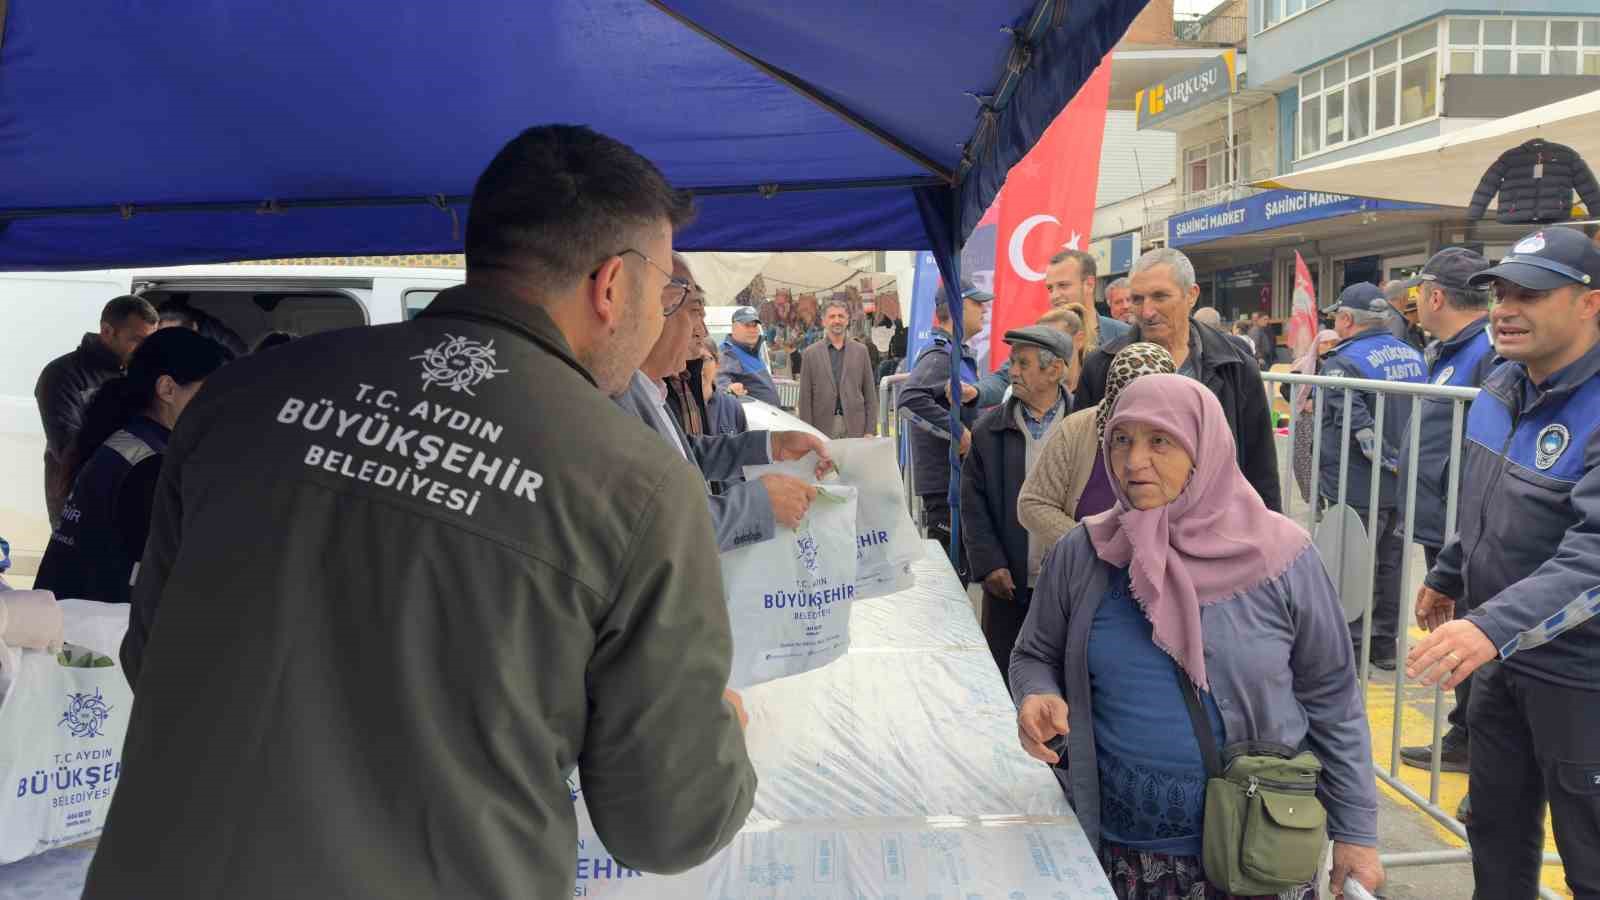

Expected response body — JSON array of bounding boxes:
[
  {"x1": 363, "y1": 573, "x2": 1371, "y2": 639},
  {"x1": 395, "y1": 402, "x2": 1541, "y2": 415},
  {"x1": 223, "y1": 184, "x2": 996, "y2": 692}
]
[
  {"x1": 1257, "y1": 89, "x2": 1600, "y2": 210},
  {"x1": 0, "y1": 0, "x2": 1145, "y2": 271}
]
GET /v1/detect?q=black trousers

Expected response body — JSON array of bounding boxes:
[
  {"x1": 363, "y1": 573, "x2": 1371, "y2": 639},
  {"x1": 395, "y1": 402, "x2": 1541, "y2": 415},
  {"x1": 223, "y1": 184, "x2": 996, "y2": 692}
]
[
  {"x1": 981, "y1": 585, "x2": 1031, "y2": 692},
  {"x1": 1467, "y1": 662, "x2": 1600, "y2": 899},
  {"x1": 1423, "y1": 544, "x2": 1473, "y2": 741},
  {"x1": 920, "y1": 493, "x2": 968, "y2": 585},
  {"x1": 1347, "y1": 506, "x2": 1403, "y2": 659}
]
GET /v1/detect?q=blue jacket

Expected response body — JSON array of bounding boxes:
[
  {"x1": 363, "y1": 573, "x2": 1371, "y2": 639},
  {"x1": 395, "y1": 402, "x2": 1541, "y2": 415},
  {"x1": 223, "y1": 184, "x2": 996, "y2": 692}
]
[
  {"x1": 34, "y1": 416, "x2": 169, "y2": 605},
  {"x1": 1011, "y1": 531, "x2": 1378, "y2": 849},
  {"x1": 1425, "y1": 339, "x2": 1600, "y2": 690},
  {"x1": 896, "y1": 329, "x2": 979, "y2": 497},
  {"x1": 1318, "y1": 327, "x2": 1426, "y2": 512},
  {"x1": 716, "y1": 338, "x2": 781, "y2": 406},
  {"x1": 1396, "y1": 317, "x2": 1496, "y2": 548},
  {"x1": 705, "y1": 388, "x2": 748, "y2": 436}
]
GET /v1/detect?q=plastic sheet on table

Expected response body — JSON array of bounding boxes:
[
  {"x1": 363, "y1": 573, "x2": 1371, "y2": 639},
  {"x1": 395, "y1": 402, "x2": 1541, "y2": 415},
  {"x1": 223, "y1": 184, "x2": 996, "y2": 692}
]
[
  {"x1": 582, "y1": 815, "x2": 1111, "y2": 898},
  {"x1": 738, "y1": 647, "x2": 1068, "y2": 822},
  {"x1": 848, "y1": 541, "x2": 987, "y2": 652}
]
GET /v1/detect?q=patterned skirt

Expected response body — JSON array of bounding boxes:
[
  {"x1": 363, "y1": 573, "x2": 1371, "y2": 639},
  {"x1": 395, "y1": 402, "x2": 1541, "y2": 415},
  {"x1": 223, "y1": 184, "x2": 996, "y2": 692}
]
[{"x1": 1098, "y1": 842, "x2": 1315, "y2": 900}]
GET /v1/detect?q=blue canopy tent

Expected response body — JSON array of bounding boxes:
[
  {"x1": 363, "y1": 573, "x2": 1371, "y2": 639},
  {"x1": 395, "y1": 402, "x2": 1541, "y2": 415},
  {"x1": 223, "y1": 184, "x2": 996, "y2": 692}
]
[{"x1": 0, "y1": 0, "x2": 1146, "y2": 559}]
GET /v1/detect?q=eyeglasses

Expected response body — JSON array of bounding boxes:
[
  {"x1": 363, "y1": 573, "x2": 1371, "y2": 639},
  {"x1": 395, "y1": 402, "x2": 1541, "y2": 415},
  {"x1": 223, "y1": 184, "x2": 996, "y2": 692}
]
[{"x1": 591, "y1": 248, "x2": 693, "y2": 317}]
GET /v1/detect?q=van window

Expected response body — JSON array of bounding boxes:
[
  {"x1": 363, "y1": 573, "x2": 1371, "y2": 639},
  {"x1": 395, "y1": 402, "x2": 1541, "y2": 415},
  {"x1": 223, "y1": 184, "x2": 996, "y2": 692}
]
[
  {"x1": 404, "y1": 289, "x2": 440, "y2": 320},
  {"x1": 142, "y1": 290, "x2": 367, "y2": 352}
]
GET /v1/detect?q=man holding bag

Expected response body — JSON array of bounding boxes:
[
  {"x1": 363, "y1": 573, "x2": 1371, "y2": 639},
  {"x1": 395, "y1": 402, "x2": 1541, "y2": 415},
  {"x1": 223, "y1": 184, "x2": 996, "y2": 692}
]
[
  {"x1": 614, "y1": 254, "x2": 830, "y2": 550},
  {"x1": 89, "y1": 126, "x2": 757, "y2": 900}
]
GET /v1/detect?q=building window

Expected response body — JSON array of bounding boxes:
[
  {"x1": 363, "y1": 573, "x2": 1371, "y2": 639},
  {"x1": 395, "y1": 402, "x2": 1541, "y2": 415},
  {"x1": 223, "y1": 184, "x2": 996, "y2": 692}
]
[
  {"x1": 1258, "y1": 0, "x2": 1331, "y2": 33},
  {"x1": 1183, "y1": 134, "x2": 1253, "y2": 207},
  {"x1": 1298, "y1": 22, "x2": 1440, "y2": 160},
  {"x1": 1445, "y1": 16, "x2": 1600, "y2": 77}
]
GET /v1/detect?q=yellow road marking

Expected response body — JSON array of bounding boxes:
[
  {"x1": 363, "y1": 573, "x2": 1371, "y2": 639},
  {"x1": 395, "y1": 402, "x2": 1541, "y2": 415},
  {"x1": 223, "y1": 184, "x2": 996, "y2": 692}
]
[{"x1": 1368, "y1": 632, "x2": 1570, "y2": 898}]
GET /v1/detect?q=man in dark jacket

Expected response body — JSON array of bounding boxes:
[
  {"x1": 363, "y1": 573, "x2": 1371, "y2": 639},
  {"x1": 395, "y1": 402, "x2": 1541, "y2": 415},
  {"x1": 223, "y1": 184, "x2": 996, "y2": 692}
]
[
  {"x1": 1318, "y1": 283, "x2": 1427, "y2": 671},
  {"x1": 1248, "y1": 311, "x2": 1276, "y2": 368},
  {"x1": 897, "y1": 280, "x2": 989, "y2": 573},
  {"x1": 34, "y1": 294, "x2": 158, "y2": 526},
  {"x1": 717, "y1": 306, "x2": 782, "y2": 405},
  {"x1": 1076, "y1": 248, "x2": 1282, "y2": 511},
  {"x1": 1409, "y1": 226, "x2": 1600, "y2": 899},
  {"x1": 89, "y1": 125, "x2": 755, "y2": 900},
  {"x1": 1394, "y1": 248, "x2": 1495, "y2": 775},
  {"x1": 962, "y1": 326, "x2": 1074, "y2": 686}
]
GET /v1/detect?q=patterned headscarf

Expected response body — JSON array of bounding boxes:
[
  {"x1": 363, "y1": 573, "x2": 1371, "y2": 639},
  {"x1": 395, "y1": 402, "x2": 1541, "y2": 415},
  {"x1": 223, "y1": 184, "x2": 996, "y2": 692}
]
[{"x1": 1096, "y1": 342, "x2": 1178, "y2": 441}]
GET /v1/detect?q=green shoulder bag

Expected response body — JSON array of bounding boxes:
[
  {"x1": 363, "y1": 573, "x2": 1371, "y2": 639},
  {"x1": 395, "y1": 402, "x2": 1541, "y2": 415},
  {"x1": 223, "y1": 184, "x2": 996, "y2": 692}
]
[{"x1": 1177, "y1": 671, "x2": 1328, "y2": 895}]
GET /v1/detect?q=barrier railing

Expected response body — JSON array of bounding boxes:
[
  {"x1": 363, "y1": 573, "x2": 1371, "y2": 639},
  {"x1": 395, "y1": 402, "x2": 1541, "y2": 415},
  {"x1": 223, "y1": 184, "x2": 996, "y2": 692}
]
[
  {"x1": 774, "y1": 377, "x2": 799, "y2": 411},
  {"x1": 1262, "y1": 371, "x2": 1564, "y2": 899},
  {"x1": 877, "y1": 373, "x2": 920, "y2": 527}
]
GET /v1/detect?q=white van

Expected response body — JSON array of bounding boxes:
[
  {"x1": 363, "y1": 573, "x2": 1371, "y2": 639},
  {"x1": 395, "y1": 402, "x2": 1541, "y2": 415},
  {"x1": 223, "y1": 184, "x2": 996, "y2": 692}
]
[{"x1": 0, "y1": 265, "x2": 465, "y2": 572}]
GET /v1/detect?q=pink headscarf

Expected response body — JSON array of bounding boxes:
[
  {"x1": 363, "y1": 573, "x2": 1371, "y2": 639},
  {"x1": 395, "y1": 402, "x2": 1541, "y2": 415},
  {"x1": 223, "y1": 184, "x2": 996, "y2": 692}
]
[{"x1": 1083, "y1": 375, "x2": 1310, "y2": 690}]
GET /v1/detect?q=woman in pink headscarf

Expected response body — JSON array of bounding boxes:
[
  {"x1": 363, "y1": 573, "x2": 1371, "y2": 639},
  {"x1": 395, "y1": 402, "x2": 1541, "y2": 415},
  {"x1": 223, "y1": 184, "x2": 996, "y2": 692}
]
[{"x1": 1009, "y1": 375, "x2": 1383, "y2": 900}]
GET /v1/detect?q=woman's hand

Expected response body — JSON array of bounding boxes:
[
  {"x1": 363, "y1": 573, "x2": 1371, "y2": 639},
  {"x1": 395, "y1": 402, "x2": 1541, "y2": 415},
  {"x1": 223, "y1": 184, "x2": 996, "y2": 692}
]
[
  {"x1": 1016, "y1": 694, "x2": 1069, "y2": 764},
  {"x1": 1329, "y1": 841, "x2": 1384, "y2": 897}
]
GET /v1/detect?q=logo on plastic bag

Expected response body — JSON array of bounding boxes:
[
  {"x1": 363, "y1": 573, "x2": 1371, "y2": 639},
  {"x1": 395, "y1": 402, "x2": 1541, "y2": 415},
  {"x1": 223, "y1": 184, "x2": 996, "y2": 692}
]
[
  {"x1": 59, "y1": 688, "x2": 113, "y2": 739},
  {"x1": 412, "y1": 334, "x2": 510, "y2": 395},
  {"x1": 745, "y1": 862, "x2": 795, "y2": 887},
  {"x1": 796, "y1": 523, "x2": 821, "y2": 584}
]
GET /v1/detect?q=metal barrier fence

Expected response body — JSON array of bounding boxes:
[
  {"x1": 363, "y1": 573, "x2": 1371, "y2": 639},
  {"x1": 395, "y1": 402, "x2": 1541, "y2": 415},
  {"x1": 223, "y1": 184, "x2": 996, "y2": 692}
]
[
  {"x1": 876, "y1": 373, "x2": 920, "y2": 526},
  {"x1": 1261, "y1": 371, "x2": 1564, "y2": 899},
  {"x1": 774, "y1": 377, "x2": 799, "y2": 411}
]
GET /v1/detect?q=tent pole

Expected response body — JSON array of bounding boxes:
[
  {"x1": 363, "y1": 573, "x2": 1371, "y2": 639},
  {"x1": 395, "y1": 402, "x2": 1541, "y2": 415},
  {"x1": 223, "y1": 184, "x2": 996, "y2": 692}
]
[
  {"x1": 642, "y1": 0, "x2": 952, "y2": 184},
  {"x1": 945, "y1": 183, "x2": 965, "y2": 571}
]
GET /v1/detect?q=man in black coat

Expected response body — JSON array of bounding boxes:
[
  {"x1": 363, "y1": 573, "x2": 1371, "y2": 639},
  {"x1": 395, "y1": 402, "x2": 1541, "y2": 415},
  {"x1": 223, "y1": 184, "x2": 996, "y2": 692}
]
[
  {"x1": 34, "y1": 294, "x2": 159, "y2": 526},
  {"x1": 1075, "y1": 248, "x2": 1282, "y2": 511},
  {"x1": 961, "y1": 326, "x2": 1076, "y2": 687}
]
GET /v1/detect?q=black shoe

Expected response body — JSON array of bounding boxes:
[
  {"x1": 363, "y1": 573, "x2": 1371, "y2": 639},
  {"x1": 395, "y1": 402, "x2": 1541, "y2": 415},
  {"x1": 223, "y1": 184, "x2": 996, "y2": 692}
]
[
  {"x1": 1457, "y1": 794, "x2": 1473, "y2": 825},
  {"x1": 1399, "y1": 741, "x2": 1469, "y2": 773},
  {"x1": 1368, "y1": 654, "x2": 1397, "y2": 672}
]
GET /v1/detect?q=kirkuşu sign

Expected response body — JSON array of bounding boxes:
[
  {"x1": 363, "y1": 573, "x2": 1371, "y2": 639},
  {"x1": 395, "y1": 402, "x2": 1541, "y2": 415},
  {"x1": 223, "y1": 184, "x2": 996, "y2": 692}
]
[{"x1": 1135, "y1": 50, "x2": 1237, "y2": 130}]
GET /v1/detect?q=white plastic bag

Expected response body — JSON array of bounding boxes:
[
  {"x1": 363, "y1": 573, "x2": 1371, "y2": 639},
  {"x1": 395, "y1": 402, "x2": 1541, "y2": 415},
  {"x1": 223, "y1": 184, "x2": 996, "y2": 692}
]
[
  {"x1": 721, "y1": 485, "x2": 859, "y2": 688},
  {"x1": 747, "y1": 438, "x2": 921, "y2": 599},
  {"x1": 0, "y1": 644, "x2": 133, "y2": 863}
]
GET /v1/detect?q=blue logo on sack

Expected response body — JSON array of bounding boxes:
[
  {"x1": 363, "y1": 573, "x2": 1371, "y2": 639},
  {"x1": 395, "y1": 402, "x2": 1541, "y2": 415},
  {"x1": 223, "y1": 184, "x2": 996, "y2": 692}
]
[
  {"x1": 796, "y1": 525, "x2": 820, "y2": 579},
  {"x1": 59, "y1": 688, "x2": 112, "y2": 739},
  {"x1": 745, "y1": 862, "x2": 796, "y2": 887}
]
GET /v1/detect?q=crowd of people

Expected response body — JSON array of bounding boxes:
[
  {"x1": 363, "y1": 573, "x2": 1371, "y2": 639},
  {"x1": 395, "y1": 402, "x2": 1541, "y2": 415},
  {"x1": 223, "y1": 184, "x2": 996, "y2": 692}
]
[{"x1": 7, "y1": 122, "x2": 1600, "y2": 900}]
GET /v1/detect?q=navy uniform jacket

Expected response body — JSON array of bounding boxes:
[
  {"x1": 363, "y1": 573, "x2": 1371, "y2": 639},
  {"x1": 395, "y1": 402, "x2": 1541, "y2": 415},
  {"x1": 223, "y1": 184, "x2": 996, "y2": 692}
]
[
  {"x1": 1318, "y1": 327, "x2": 1426, "y2": 512},
  {"x1": 1396, "y1": 317, "x2": 1497, "y2": 548},
  {"x1": 896, "y1": 329, "x2": 979, "y2": 497},
  {"x1": 1425, "y1": 340, "x2": 1600, "y2": 689}
]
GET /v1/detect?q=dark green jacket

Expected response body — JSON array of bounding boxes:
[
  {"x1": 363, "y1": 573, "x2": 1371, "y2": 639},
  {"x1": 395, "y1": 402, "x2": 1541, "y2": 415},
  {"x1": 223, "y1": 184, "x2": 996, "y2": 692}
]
[{"x1": 92, "y1": 284, "x2": 755, "y2": 899}]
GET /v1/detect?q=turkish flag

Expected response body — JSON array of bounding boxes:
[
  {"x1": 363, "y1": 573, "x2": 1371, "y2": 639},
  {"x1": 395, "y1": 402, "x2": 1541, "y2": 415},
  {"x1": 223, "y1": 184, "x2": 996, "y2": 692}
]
[{"x1": 988, "y1": 54, "x2": 1115, "y2": 368}]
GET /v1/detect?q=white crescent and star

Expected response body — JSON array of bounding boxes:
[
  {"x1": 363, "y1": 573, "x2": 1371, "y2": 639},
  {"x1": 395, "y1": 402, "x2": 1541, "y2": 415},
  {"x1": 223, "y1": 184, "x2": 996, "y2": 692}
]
[{"x1": 1008, "y1": 213, "x2": 1059, "y2": 281}]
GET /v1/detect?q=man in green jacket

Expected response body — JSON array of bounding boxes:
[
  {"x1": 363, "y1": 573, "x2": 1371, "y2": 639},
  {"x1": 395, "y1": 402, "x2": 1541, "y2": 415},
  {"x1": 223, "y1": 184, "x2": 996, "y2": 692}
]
[{"x1": 91, "y1": 125, "x2": 757, "y2": 900}]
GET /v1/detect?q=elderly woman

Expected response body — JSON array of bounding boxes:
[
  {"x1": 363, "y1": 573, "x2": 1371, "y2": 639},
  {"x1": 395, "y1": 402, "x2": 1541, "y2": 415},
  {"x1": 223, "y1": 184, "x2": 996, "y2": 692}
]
[
  {"x1": 1016, "y1": 343, "x2": 1175, "y2": 567},
  {"x1": 1010, "y1": 375, "x2": 1383, "y2": 900}
]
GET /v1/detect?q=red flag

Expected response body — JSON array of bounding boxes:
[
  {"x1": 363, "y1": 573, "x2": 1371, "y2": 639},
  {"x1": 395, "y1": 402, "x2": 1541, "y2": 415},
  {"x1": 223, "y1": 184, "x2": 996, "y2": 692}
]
[
  {"x1": 1288, "y1": 250, "x2": 1319, "y2": 361},
  {"x1": 989, "y1": 54, "x2": 1115, "y2": 368}
]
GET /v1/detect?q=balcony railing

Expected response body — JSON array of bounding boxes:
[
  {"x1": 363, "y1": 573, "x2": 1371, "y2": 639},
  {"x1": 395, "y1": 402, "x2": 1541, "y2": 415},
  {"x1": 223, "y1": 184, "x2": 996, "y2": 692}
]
[
  {"x1": 1176, "y1": 15, "x2": 1248, "y2": 46},
  {"x1": 1178, "y1": 181, "x2": 1266, "y2": 213}
]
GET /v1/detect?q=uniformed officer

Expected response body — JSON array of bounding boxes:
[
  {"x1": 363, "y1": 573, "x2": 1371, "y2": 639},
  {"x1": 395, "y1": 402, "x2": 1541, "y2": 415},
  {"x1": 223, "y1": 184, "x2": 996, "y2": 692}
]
[
  {"x1": 1409, "y1": 226, "x2": 1600, "y2": 899},
  {"x1": 897, "y1": 278, "x2": 989, "y2": 575},
  {"x1": 1394, "y1": 248, "x2": 1495, "y2": 778},
  {"x1": 1318, "y1": 282, "x2": 1427, "y2": 672}
]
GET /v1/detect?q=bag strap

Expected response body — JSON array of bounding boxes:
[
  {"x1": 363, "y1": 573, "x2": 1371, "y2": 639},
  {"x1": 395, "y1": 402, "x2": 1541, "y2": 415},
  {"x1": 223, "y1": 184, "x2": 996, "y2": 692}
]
[{"x1": 1176, "y1": 669, "x2": 1225, "y2": 780}]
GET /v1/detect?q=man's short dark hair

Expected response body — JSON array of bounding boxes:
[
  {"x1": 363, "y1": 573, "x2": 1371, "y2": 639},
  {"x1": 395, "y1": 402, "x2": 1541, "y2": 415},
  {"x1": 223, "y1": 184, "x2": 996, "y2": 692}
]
[
  {"x1": 464, "y1": 125, "x2": 694, "y2": 286},
  {"x1": 1048, "y1": 249, "x2": 1096, "y2": 280},
  {"x1": 933, "y1": 302, "x2": 952, "y2": 324},
  {"x1": 822, "y1": 298, "x2": 851, "y2": 318},
  {"x1": 101, "y1": 295, "x2": 158, "y2": 328},
  {"x1": 1440, "y1": 284, "x2": 1490, "y2": 311}
]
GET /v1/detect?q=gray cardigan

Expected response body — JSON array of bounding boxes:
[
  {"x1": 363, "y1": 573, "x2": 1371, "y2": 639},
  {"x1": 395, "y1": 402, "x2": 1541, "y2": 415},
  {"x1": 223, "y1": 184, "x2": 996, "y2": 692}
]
[{"x1": 1010, "y1": 528, "x2": 1378, "y2": 849}]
